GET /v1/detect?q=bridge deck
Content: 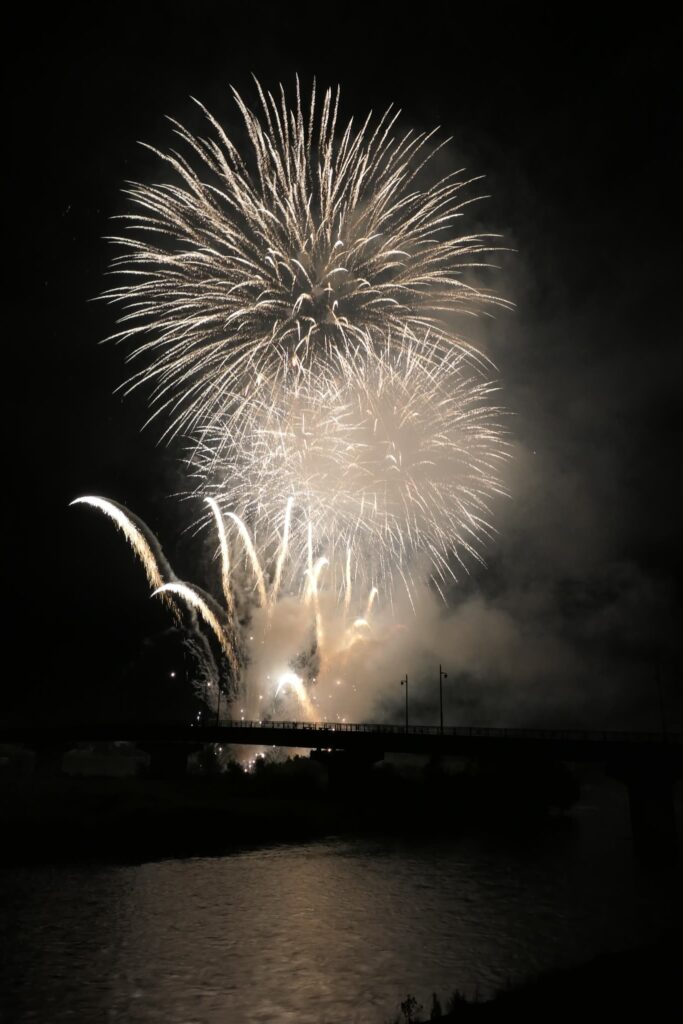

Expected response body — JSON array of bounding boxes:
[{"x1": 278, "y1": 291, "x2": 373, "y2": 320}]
[{"x1": 2, "y1": 720, "x2": 681, "y2": 764}]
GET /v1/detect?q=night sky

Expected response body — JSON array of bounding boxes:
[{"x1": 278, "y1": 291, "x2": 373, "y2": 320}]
[{"x1": 8, "y1": 7, "x2": 681, "y2": 728}]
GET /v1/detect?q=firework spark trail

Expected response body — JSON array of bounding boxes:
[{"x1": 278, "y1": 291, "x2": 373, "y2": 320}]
[
  {"x1": 306, "y1": 522, "x2": 314, "y2": 597},
  {"x1": 307, "y1": 556, "x2": 329, "y2": 652},
  {"x1": 225, "y1": 511, "x2": 268, "y2": 607},
  {"x1": 364, "y1": 586, "x2": 378, "y2": 620},
  {"x1": 183, "y1": 631, "x2": 221, "y2": 710},
  {"x1": 69, "y1": 496, "x2": 180, "y2": 620},
  {"x1": 343, "y1": 545, "x2": 352, "y2": 615},
  {"x1": 71, "y1": 495, "x2": 234, "y2": 702},
  {"x1": 206, "y1": 496, "x2": 234, "y2": 622},
  {"x1": 269, "y1": 495, "x2": 293, "y2": 608},
  {"x1": 274, "y1": 670, "x2": 316, "y2": 720},
  {"x1": 104, "y1": 79, "x2": 509, "y2": 446},
  {"x1": 153, "y1": 582, "x2": 239, "y2": 679},
  {"x1": 308, "y1": 558, "x2": 329, "y2": 596}
]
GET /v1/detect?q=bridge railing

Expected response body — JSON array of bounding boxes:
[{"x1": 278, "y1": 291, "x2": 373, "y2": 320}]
[
  {"x1": 208, "y1": 719, "x2": 678, "y2": 744},
  {"x1": 1, "y1": 720, "x2": 677, "y2": 748}
]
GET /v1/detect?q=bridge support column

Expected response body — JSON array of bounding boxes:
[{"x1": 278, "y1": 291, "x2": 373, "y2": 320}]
[
  {"x1": 609, "y1": 756, "x2": 679, "y2": 865},
  {"x1": 140, "y1": 742, "x2": 201, "y2": 779}
]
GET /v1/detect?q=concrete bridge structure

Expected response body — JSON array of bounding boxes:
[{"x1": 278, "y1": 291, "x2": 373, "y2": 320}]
[{"x1": 2, "y1": 720, "x2": 681, "y2": 862}]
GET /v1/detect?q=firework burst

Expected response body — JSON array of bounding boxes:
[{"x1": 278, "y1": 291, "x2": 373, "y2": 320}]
[
  {"x1": 191, "y1": 332, "x2": 509, "y2": 595},
  {"x1": 104, "y1": 78, "x2": 508, "y2": 443},
  {"x1": 73, "y1": 79, "x2": 514, "y2": 719}
]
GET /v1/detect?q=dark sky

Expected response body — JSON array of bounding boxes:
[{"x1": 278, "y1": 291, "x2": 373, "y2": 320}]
[{"x1": 7, "y1": 6, "x2": 681, "y2": 727}]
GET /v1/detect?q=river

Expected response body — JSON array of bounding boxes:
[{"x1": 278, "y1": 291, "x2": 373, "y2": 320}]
[{"x1": 1, "y1": 778, "x2": 681, "y2": 1023}]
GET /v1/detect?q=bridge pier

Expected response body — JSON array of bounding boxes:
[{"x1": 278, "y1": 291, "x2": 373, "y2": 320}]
[
  {"x1": 608, "y1": 755, "x2": 680, "y2": 865},
  {"x1": 140, "y1": 742, "x2": 201, "y2": 779}
]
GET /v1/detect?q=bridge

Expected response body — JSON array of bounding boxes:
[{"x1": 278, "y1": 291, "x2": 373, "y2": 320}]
[
  {"x1": 3, "y1": 718, "x2": 680, "y2": 761},
  {"x1": 2, "y1": 720, "x2": 681, "y2": 862}
]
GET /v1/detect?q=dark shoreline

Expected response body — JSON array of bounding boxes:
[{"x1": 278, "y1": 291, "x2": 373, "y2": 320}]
[
  {"x1": 0, "y1": 757, "x2": 582, "y2": 866},
  {"x1": 417, "y1": 930, "x2": 683, "y2": 1019}
]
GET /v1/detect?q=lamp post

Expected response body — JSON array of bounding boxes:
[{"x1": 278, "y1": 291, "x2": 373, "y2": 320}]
[
  {"x1": 400, "y1": 674, "x2": 409, "y2": 732},
  {"x1": 655, "y1": 656, "x2": 667, "y2": 739},
  {"x1": 216, "y1": 684, "x2": 222, "y2": 726},
  {"x1": 439, "y1": 664, "x2": 448, "y2": 733}
]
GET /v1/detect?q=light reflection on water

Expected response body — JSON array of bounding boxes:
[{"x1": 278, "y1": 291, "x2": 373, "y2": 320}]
[{"x1": 1, "y1": 781, "x2": 681, "y2": 1024}]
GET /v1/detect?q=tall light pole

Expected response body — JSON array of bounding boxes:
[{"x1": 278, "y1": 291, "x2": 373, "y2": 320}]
[
  {"x1": 655, "y1": 656, "x2": 667, "y2": 739},
  {"x1": 400, "y1": 674, "x2": 409, "y2": 732},
  {"x1": 439, "y1": 664, "x2": 448, "y2": 733}
]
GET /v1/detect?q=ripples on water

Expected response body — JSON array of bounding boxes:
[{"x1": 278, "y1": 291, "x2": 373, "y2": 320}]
[{"x1": 1, "y1": 780, "x2": 681, "y2": 1023}]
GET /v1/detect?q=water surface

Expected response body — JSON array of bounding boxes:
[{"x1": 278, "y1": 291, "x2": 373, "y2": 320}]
[{"x1": 1, "y1": 781, "x2": 680, "y2": 1023}]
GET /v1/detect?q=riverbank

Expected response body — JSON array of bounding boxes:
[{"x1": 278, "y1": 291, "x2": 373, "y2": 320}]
[
  {"x1": 0, "y1": 755, "x2": 580, "y2": 864},
  {"x1": 407, "y1": 929, "x2": 683, "y2": 1019}
]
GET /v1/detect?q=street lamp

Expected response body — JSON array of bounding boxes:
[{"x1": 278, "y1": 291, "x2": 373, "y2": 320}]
[
  {"x1": 439, "y1": 664, "x2": 448, "y2": 733},
  {"x1": 655, "y1": 656, "x2": 667, "y2": 739},
  {"x1": 400, "y1": 674, "x2": 409, "y2": 732}
]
